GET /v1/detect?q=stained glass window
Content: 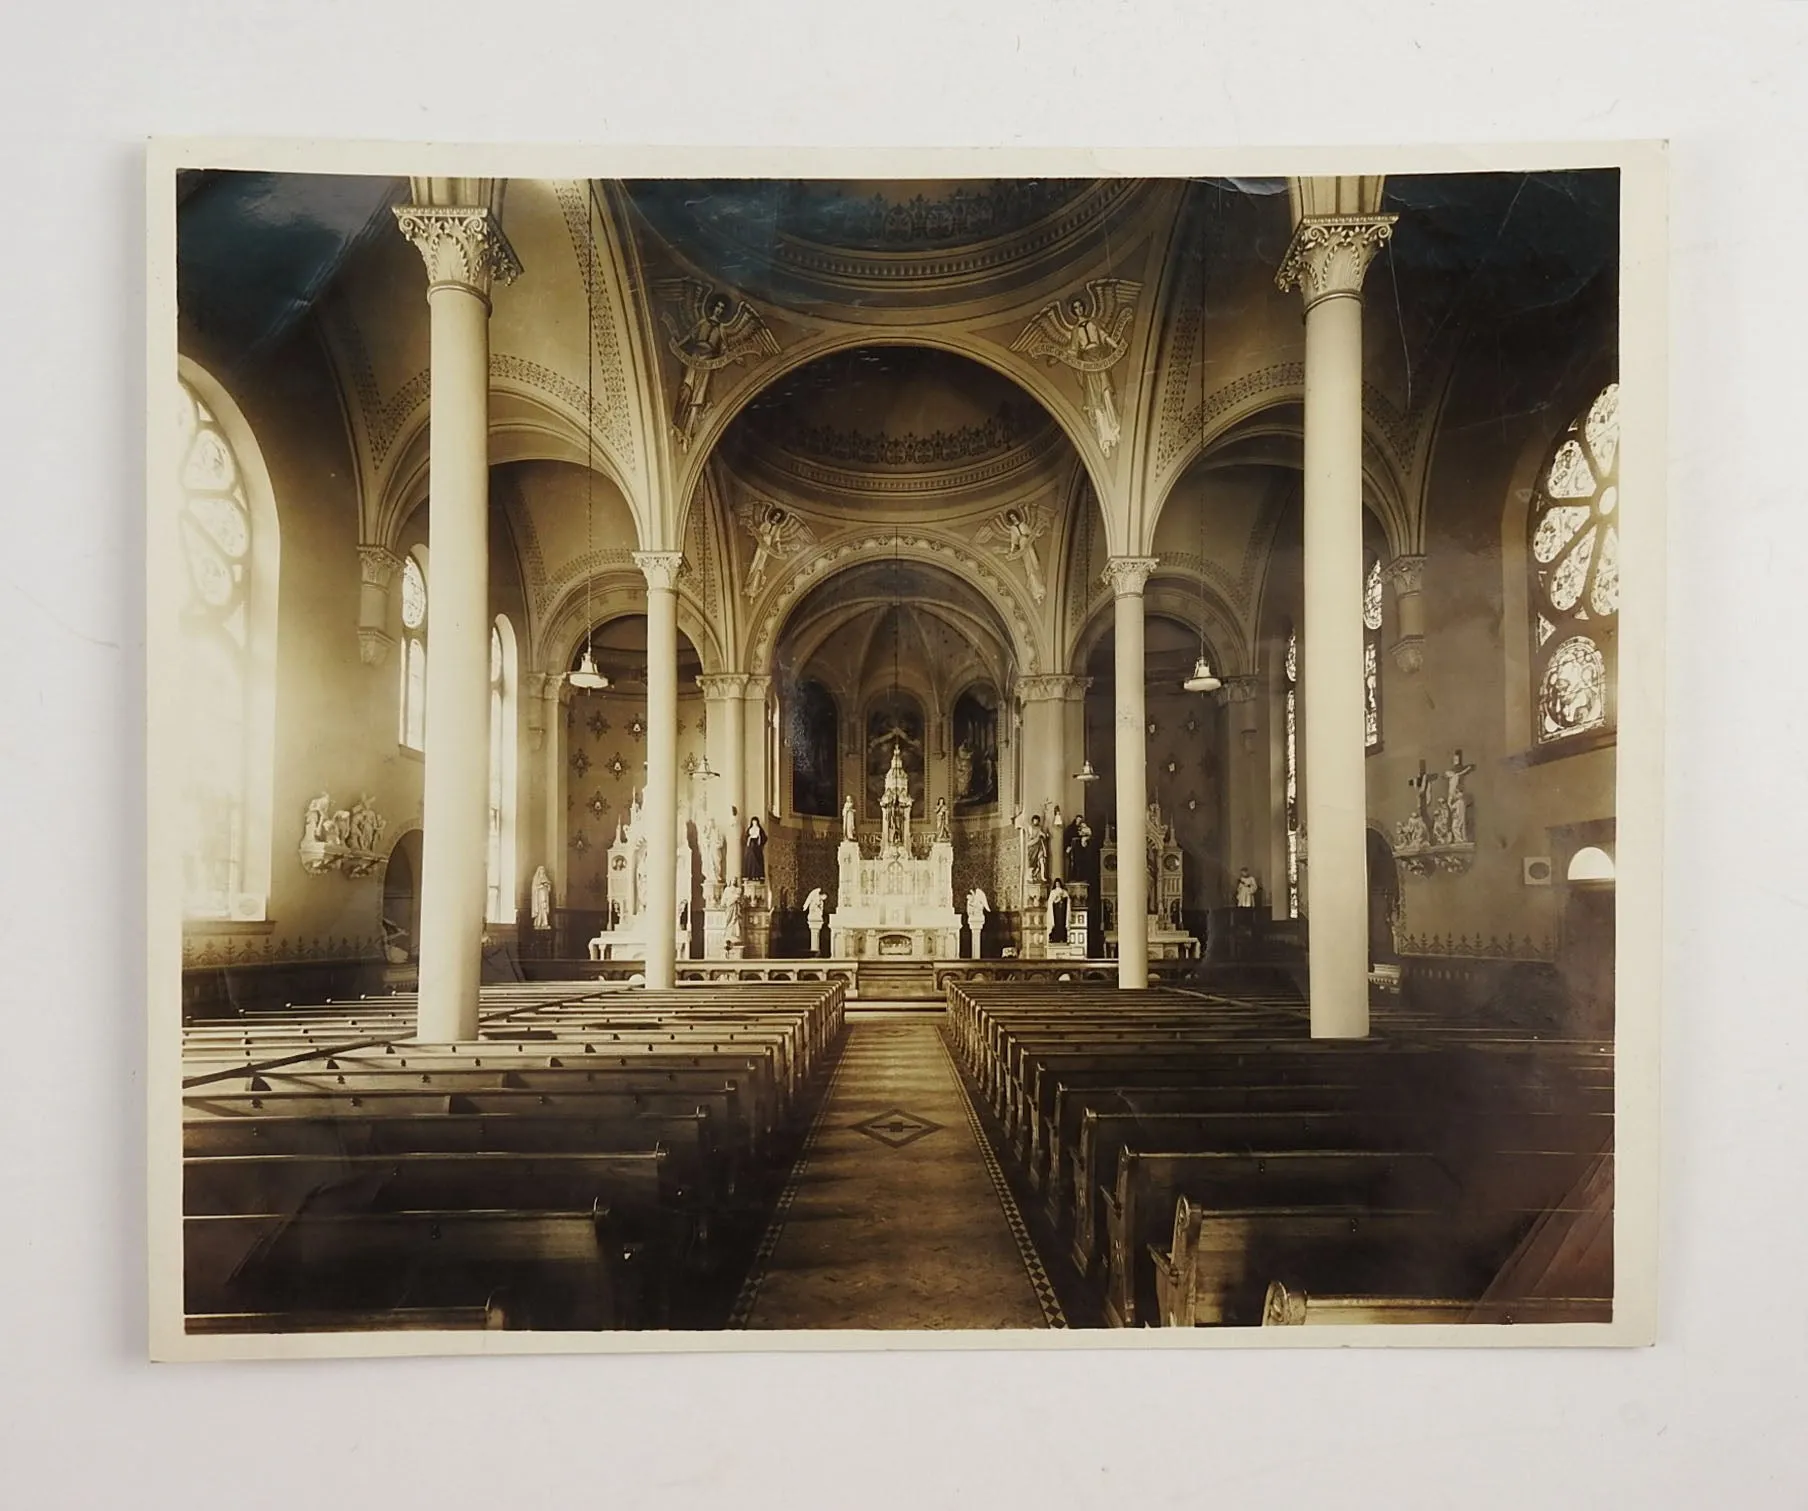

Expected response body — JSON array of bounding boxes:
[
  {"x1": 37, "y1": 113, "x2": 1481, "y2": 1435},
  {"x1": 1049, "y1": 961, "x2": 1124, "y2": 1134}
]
[
  {"x1": 1363, "y1": 554, "x2": 1383, "y2": 751},
  {"x1": 1529, "y1": 383, "x2": 1619, "y2": 746},
  {"x1": 1284, "y1": 625, "x2": 1300, "y2": 920},
  {"x1": 399, "y1": 554, "x2": 427, "y2": 750},
  {"x1": 178, "y1": 378, "x2": 253, "y2": 918}
]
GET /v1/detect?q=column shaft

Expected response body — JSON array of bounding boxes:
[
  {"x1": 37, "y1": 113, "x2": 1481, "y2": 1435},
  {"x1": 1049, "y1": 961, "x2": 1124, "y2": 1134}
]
[
  {"x1": 1301, "y1": 289, "x2": 1371, "y2": 1038},
  {"x1": 413, "y1": 283, "x2": 491, "y2": 1041},
  {"x1": 1108, "y1": 562, "x2": 1155, "y2": 989},
  {"x1": 641, "y1": 561, "x2": 681, "y2": 990}
]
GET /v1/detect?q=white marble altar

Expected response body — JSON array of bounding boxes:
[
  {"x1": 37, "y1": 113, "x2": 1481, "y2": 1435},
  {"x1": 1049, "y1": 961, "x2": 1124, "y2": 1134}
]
[{"x1": 829, "y1": 744, "x2": 961, "y2": 958}]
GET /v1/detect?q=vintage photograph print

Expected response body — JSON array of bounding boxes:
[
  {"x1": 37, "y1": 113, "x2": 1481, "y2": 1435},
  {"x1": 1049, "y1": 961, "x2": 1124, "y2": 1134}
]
[{"x1": 148, "y1": 147, "x2": 1663, "y2": 1357}]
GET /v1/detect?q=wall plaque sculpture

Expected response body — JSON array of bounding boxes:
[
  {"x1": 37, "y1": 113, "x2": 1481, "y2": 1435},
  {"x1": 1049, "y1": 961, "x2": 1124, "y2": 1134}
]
[
  {"x1": 298, "y1": 793, "x2": 388, "y2": 878},
  {"x1": 1393, "y1": 751, "x2": 1478, "y2": 876}
]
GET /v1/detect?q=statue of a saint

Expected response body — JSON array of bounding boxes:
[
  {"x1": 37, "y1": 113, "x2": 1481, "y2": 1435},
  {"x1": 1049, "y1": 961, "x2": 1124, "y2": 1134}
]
[
  {"x1": 531, "y1": 865, "x2": 554, "y2": 931},
  {"x1": 1047, "y1": 880, "x2": 1070, "y2": 943},
  {"x1": 1234, "y1": 867, "x2": 1258, "y2": 910},
  {"x1": 953, "y1": 741, "x2": 974, "y2": 800},
  {"x1": 743, "y1": 817, "x2": 767, "y2": 882},
  {"x1": 842, "y1": 794, "x2": 857, "y2": 842},
  {"x1": 699, "y1": 814, "x2": 724, "y2": 896},
  {"x1": 722, "y1": 882, "x2": 745, "y2": 949},
  {"x1": 804, "y1": 886, "x2": 827, "y2": 955},
  {"x1": 933, "y1": 797, "x2": 951, "y2": 843},
  {"x1": 1020, "y1": 812, "x2": 1050, "y2": 887},
  {"x1": 302, "y1": 794, "x2": 330, "y2": 845}
]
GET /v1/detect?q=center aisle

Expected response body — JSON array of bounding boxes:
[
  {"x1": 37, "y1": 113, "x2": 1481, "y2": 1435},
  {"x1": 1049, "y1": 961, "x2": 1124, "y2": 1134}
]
[{"x1": 733, "y1": 1011, "x2": 1064, "y2": 1330}]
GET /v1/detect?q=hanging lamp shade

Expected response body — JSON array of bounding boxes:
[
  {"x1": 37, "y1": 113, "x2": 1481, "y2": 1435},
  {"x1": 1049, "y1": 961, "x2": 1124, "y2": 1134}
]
[
  {"x1": 569, "y1": 645, "x2": 610, "y2": 691},
  {"x1": 1073, "y1": 756, "x2": 1102, "y2": 784},
  {"x1": 1183, "y1": 656, "x2": 1221, "y2": 694}
]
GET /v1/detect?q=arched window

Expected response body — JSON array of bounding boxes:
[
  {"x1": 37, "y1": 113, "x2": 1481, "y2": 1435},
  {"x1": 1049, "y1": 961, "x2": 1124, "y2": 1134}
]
[
  {"x1": 1284, "y1": 625, "x2": 1301, "y2": 920},
  {"x1": 398, "y1": 551, "x2": 427, "y2": 751},
  {"x1": 177, "y1": 367, "x2": 277, "y2": 921},
  {"x1": 1529, "y1": 383, "x2": 1619, "y2": 748},
  {"x1": 486, "y1": 617, "x2": 518, "y2": 923},
  {"x1": 1363, "y1": 553, "x2": 1383, "y2": 752},
  {"x1": 789, "y1": 678, "x2": 839, "y2": 817}
]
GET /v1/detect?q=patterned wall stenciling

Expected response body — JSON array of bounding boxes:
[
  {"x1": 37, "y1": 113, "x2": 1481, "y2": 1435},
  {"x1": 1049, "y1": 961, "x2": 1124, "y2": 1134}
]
[
  {"x1": 562, "y1": 687, "x2": 709, "y2": 904},
  {"x1": 1397, "y1": 933, "x2": 1555, "y2": 961},
  {"x1": 553, "y1": 181, "x2": 636, "y2": 465},
  {"x1": 182, "y1": 932, "x2": 386, "y2": 968}
]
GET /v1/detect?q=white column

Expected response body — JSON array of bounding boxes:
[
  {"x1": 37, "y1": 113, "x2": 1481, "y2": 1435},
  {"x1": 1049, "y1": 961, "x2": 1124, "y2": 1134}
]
[
  {"x1": 395, "y1": 200, "x2": 520, "y2": 1042},
  {"x1": 636, "y1": 551, "x2": 684, "y2": 990},
  {"x1": 740, "y1": 676, "x2": 773, "y2": 827},
  {"x1": 1105, "y1": 558, "x2": 1157, "y2": 989},
  {"x1": 356, "y1": 545, "x2": 399, "y2": 667},
  {"x1": 699, "y1": 674, "x2": 751, "y2": 883},
  {"x1": 1277, "y1": 187, "x2": 1396, "y2": 1039}
]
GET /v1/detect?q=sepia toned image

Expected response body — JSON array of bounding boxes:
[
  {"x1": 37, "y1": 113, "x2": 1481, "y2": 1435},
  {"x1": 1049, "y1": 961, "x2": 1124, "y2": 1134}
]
[{"x1": 148, "y1": 146, "x2": 1663, "y2": 1356}]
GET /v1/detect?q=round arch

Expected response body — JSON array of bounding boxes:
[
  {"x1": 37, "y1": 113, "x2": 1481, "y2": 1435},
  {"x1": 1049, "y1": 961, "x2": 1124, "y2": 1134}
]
[
  {"x1": 540, "y1": 573, "x2": 727, "y2": 685},
  {"x1": 1068, "y1": 581, "x2": 1238, "y2": 684},
  {"x1": 669, "y1": 332, "x2": 1121, "y2": 555}
]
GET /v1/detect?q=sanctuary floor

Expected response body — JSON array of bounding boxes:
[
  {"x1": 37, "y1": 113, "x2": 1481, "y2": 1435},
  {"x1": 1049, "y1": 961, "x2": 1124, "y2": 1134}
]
[{"x1": 733, "y1": 1011, "x2": 1064, "y2": 1330}]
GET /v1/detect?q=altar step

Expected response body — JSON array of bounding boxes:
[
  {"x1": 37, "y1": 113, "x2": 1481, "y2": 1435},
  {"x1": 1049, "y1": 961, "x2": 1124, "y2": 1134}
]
[{"x1": 854, "y1": 959, "x2": 943, "y2": 1003}]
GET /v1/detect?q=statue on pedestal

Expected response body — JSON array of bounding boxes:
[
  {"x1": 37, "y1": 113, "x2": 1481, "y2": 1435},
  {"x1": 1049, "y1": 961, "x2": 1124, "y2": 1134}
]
[
  {"x1": 531, "y1": 865, "x2": 553, "y2": 931},
  {"x1": 965, "y1": 888, "x2": 990, "y2": 958},
  {"x1": 804, "y1": 887, "x2": 827, "y2": 956},
  {"x1": 743, "y1": 817, "x2": 767, "y2": 882},
  {"x1": 933, "y1": 797, "x2": 951, "y2": 843},
  {"x1": 1234, "y1": 867, "x2": 1258, "y2": 910},
  {"x1": 722, "y1": 882, "x2": 745, "y2": 954},
  {"x1": 1047, "y1": 880, "x2": 1070, "y2": 943},
  {"x1": 842, "y1": 794, "x2": 857, "y2": 842},
  {"x1": 699, "y1": 814, "x2": 724, "y2": 905}
]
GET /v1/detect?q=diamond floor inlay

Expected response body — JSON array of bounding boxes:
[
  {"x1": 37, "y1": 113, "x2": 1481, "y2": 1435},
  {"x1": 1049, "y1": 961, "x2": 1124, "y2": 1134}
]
[{"x1": 849, "y1": 1107, "x2": 943, "y2": 1149}]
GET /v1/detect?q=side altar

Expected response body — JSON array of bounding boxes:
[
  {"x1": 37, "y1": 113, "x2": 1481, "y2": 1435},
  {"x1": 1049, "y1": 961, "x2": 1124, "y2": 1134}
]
[
  {"x1": 829, "y1": 745, "x2": 961, "y2": 959},
  {"x1": 1101, "y1": 801, "x2": 1200, "y2": 960}
]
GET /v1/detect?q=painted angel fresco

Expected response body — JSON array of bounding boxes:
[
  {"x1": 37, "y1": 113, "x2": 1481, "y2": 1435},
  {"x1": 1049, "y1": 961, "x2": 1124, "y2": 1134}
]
[
  {"x1": 655, "y1": 279, "x2": 781, "y2": 449},
  {"x1": 1011, "y1": 278, "x2": 1142, "y2": 456},
  {"x1": 976, "y1": 504, "x2": 1049, "y2": 601},
  {"x1": 733, "y1": 498, "x2": 816, "y2": 596}
]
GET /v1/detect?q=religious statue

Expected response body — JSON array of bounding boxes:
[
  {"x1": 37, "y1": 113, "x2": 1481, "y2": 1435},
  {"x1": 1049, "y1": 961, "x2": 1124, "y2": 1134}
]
[
  {"x1": 655, "y1": 278, "x2": 781, "y2": 449},
  {"x1": 842, "y1": 794, "x2": 857, "y2": 842},
  {"x1": 1402, "y1": 762, "x2": 1437, "y2": 852},
  {"x1": 1234, "y1": 867, "x2": 1259, "y2": 910},
  {"x1": 976, "y1": 505, "x2": 1049, "y2": 601},
  {"x1": 722, "y1": 882, "x2": 745, "y2": 951},
  {"x1": 699, "y1": 813, "x2": 724, "y2": 901},
  {"x1": 1444, "y1": 750, "x2": 1476, "y2": 846},
  {"x1": 953, "y1": 741, "x2": 974, "y2": 801},
  {"x1": 1047, "y1": 879, "x2": 1070, "y2": 943},
  {"x1": 933, "y1": 797, "x2": 951, "y2": 843},
  {"x1": 743, "y1": 817, "x2": 768, "y2": 882},
  {"x1": 804, "y1": 886, "x2": 827, "y2": 956},
  {"x1": 301, "y1": 794, "x2": 330, "y2": 845},
  {"x1": 531, "y1": 865, "x2": 554, "y2": 931},
  {"x1": 347, "y1": 796, "x2": 384, "y2": 854},
  {"x1": 1065, "y1": 815, "x2": 1093, "y2": 876},
  {"x1": 965, "y1": 888, "x2": 990, "y2": 957},
  {"x1": 735, "y1": 499, "x2": 816, "y2": 596},
  {"x1": 1011, "y1": 279, "x2": 1142, "y2": 456}
]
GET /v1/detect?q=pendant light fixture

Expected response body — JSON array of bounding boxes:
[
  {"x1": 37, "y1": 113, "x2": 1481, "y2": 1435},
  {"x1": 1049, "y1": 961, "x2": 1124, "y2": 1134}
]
[
  {"x1": 1181, "y1": 212, "x2": 1219, "y2": 697},
  {"x1": 568, "y1": 196, "x2": 610, "y2": 693}
]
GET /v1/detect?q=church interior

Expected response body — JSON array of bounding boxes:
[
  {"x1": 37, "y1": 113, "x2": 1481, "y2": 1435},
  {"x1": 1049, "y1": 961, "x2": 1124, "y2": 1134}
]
[{"x1": 168, "y1": 169, "x2": 1620, "y2": 1334}]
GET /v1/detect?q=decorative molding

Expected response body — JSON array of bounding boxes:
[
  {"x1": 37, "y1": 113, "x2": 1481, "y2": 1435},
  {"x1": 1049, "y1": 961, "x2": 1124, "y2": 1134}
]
[
  {"x1": 182, "y1": 931, "x2": 387, "y2": 969},
  {"x1": 1103, "y1": 556, "x2": 1159, "y2": 598},
  {"x1": 1214, "y1": 675, "x2": 1260, "y2": 706},
  {"x1": 772, "y1": 405, "x2": 1043, "y2": 469},
  {"x1": 1396, "y1": 932, "x2": 1555, "y2": 962},
  {"x1": 1389, "y1": 635, "x2": 1426, "y2": 676},
  {"x1": 745, "y1": 425, "x2": 1067, "y2": 499},
  {"x1": 697, "y1": 673, "x2": 755, "y2": 700},
  {"x1": 392, "y1": 205, "x2": 522, "y2": 298},
  {"x1": 633, "y1": 550, "x2": 685, "y2": 593},
  {"x1": 1274, "y1": 214, "x2": 1398, "y2": 310},
  {"x1": 552, "y1": 181, "x2": 635, "y2": 465}
]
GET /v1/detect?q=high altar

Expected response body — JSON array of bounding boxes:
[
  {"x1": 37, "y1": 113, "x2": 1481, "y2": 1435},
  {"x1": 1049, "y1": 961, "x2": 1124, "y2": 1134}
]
[
  {"x1": 829, "y1": 745, "x2": 961, "y2": 958},
  {"x1": 1101, "y1": 802, "x2": 1200, "y2": 960},
  {"x1": 585, "y1": 791, "x2": 692, "y2": 961}
]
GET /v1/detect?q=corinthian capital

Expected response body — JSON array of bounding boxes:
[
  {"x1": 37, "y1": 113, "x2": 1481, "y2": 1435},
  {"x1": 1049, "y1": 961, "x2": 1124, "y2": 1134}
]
[
  {"x1": 1384, "y1": 553, "x2": 1425, "y2": 598},
  {"x1": 697, "y1": 673, "x2": 754, "y2": 700},
  {"x1": 1103, "y1": 556, "x2": 1159, "y2": 598},
  {"x1": 393, "y1": 205, "x2": 523, "y2": 300},
  {"x1": 1016, "y1": 674, "x2": 1090, "y2": 704},
  {"x1": 633, "y1": 550, "x2": 685, "y2": 593},
  {"x1": 357, "y1": 544, "x2": 401, "y2": 590},
  {"x1": 1275, "y1": 216, "x2": 1398, "y2": 310}
]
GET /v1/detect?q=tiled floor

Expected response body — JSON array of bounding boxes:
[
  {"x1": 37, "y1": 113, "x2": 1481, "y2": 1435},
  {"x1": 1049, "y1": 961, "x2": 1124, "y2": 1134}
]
[{"x1": 736, "y1": 1011, "x2": 1056, "y2": 1330}]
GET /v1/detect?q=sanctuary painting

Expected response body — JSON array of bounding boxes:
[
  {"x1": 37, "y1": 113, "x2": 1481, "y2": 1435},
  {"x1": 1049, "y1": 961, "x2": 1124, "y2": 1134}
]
[{"x1": 148, "y1": 144, "x2": 1664, "y2": 1360}]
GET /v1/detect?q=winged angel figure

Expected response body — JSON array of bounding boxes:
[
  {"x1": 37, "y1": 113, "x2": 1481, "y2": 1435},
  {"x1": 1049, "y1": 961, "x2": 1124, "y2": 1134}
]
[
  {"x1": 1011, "y1": 279, "x2": 1142, "y2": 456},
  {"x1": 975, "y1": 504, "x2": 1049, "y2": 602},
  {"x1": 655, "y1": 279, "x2": 781, "y2": 450},
  {"x1": 733, "y1": 498, "x2": 816, "y2": 596}
]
